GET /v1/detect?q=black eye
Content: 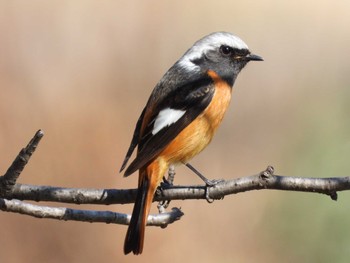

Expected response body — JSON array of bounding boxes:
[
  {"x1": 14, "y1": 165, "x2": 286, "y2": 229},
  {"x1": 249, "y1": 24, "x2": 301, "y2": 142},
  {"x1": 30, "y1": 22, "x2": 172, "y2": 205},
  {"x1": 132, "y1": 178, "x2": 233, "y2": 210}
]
[{"x1": 220, "y1": 45, "x2": 233, "y2": 56}]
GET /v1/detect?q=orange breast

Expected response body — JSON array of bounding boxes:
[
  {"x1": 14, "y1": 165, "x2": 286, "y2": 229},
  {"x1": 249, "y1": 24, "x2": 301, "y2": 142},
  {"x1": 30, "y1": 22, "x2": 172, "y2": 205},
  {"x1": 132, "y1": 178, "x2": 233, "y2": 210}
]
[{"x1": 159, "y1": 70, "x2": 232, "y2": 164}]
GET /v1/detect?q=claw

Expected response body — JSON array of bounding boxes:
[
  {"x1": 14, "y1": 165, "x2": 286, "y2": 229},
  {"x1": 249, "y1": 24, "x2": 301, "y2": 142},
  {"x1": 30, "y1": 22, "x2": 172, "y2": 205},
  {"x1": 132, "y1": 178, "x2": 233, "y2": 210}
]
[
  {"x1": 205, "y1": 186, "x2": 215, "y2": 203},
  {"x1": 160, "y1": 178, "x2": 172, "y2": 190},
  {"x1": 157, "y1": 200, "x2": 171, "y2": 212}
]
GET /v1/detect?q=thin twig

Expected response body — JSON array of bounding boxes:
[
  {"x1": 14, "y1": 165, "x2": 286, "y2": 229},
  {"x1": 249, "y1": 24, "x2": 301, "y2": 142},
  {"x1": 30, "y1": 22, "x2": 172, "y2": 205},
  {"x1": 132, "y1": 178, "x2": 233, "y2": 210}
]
[
  {"x1": 0, "y1": 130, "x2": 44, "y2": 195},
  {"x1": 0, "y1": 198, "x2": 183, "y2": 227}
]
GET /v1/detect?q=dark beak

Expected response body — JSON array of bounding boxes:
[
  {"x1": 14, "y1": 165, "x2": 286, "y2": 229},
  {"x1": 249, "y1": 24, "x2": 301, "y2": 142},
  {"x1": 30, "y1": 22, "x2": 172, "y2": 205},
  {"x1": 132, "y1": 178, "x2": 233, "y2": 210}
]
[{"x1": 246, "y1": 53, "x2": 263, "y2": 61}]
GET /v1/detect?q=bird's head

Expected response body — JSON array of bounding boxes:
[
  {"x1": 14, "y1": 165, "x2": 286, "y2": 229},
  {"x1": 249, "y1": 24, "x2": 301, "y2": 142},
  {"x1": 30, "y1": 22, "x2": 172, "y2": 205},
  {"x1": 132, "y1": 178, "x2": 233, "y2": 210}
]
[{"x1": 177, "y1": 32, "x2": 263, "y2": 85}]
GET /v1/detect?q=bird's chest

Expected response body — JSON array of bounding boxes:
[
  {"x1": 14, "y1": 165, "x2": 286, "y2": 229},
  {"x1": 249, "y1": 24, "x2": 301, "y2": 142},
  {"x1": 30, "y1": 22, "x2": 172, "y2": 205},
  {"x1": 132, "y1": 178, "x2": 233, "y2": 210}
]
[
  {"x1": 202, "y1": 81, "x2": 232, "y2": 134},
  {"x1": 167, "y1": 83, "x2": 232, "y2": 163}
]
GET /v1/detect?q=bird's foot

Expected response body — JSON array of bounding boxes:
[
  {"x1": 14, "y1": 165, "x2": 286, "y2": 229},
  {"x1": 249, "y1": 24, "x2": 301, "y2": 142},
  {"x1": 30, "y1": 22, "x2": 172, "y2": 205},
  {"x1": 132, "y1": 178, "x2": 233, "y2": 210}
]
[
  {"x1": 157, "y1": 165, "x2": 177, "y2": 210},
  {"x1": 184, "y1": 162, "x2": 224, "y2": 203}
]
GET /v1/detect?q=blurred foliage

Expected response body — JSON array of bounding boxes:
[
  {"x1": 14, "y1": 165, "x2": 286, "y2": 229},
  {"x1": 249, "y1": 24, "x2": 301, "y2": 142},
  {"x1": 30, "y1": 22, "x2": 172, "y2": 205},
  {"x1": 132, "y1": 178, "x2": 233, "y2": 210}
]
[{"x1": 267, "y1": 90, "x2": 350, "y2": 262}]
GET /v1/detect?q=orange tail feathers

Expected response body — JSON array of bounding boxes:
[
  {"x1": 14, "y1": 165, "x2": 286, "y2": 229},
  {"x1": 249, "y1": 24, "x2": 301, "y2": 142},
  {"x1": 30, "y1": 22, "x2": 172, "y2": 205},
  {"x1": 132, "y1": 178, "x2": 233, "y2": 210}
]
[{"x1": 124, "y1": 162, "x2": 165, "y2": 255}]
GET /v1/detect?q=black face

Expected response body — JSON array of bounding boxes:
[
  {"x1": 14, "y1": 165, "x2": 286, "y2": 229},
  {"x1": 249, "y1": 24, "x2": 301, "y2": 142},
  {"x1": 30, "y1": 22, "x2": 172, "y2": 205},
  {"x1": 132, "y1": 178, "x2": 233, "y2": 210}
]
[{"x1": 191, "y1": 45, "x2": 253, "y2": 86}]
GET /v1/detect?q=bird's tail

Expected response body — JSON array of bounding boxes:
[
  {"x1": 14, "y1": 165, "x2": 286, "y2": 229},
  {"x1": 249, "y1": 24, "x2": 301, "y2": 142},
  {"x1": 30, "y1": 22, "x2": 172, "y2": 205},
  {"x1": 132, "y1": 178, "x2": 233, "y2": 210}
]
[{"x1": 124, "y1": 165, "x2": 162, "y2": 255}]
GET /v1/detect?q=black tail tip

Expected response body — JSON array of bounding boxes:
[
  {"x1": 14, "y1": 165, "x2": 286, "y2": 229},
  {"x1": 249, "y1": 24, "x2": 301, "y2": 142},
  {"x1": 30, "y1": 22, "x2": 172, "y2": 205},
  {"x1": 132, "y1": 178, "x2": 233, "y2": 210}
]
[{"x1": 124, "y1": 244, "x2": 142, "y2": 255}]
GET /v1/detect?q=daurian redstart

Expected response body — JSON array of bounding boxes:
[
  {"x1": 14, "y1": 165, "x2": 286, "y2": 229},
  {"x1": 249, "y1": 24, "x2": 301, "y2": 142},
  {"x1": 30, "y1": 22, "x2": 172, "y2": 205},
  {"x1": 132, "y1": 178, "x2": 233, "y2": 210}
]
[{"x1": 120, "y1": 32, "x2": 262, "y2": 255}]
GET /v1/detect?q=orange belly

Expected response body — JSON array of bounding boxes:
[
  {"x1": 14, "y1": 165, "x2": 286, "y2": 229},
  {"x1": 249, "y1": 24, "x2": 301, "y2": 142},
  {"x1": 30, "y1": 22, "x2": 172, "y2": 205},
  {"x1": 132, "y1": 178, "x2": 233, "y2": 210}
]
[{"x1": 159, "y1": 71, "x2": 232, "y2": 164}]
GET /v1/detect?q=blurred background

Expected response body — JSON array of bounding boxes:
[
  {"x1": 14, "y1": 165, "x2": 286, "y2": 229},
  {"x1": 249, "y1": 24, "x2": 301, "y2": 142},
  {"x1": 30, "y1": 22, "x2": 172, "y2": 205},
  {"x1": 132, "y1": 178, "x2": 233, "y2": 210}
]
[{"x1": 1, "y1": 1, "x2": 350, "y2": 262}]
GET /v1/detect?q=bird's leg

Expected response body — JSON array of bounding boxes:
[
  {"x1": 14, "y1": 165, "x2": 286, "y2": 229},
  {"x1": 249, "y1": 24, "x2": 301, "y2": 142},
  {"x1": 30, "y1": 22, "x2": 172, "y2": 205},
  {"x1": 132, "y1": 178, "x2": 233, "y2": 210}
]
[
  {"x1": 161, "y1": 164, "x2": 175, "y2": 187},
  {"x1": 157, "y1": 165, "x2": 176, "y2": 211},
  {"x1": 185, "y1": 163, "x2": 222, "y2": 186}
]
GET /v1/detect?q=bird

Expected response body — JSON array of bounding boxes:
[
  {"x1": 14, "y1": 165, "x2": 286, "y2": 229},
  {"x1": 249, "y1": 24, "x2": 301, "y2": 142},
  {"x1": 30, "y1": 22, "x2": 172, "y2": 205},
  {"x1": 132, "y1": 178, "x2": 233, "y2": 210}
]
[{"x1": 120, "y1": 31, "x2": 263, "y2": 255}]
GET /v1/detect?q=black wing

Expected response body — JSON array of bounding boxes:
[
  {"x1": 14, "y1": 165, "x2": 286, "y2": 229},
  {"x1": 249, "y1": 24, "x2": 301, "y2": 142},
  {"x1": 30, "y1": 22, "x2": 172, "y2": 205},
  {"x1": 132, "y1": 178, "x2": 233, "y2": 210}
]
[
  {"x1": 123, "y1": 77, "x2": 215, "y2": 176},
  {"x1": 119, "y1": 107, "x2": 146, "y2": 172}
]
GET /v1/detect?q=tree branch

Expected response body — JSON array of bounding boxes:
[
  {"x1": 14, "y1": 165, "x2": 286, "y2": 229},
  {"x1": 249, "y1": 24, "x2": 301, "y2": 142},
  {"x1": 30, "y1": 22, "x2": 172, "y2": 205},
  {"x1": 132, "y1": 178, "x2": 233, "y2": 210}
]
[
  {"x1": 0, "y1": 198, "x2": 183, "y2": 227},
  {"x1": 1, "y1": 130, "x2": 350, "y2": 227},
  {"x1": 6, "y1": 166, "x2": 349, "y2": 204}
]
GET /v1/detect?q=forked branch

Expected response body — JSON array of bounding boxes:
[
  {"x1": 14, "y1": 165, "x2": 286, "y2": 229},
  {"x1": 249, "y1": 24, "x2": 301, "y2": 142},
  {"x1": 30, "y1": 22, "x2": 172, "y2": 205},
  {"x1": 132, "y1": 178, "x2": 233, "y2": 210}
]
[{"x1": 1, "y1": 130, "x2": 349, "y2": 227}]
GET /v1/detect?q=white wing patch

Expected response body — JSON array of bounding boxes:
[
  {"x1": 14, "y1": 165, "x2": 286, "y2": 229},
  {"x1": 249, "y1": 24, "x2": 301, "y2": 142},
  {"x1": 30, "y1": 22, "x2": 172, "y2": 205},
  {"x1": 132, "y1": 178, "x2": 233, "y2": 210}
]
[{"x1": 152, "y1": 108, "x2": 186, "y2": 135}]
